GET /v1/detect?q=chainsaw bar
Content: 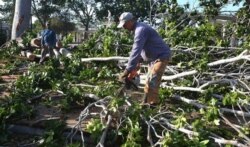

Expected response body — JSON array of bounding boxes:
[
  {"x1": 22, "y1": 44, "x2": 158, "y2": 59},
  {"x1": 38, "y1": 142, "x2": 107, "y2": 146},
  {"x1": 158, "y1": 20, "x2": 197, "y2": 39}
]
[{"x1": 117, "y1": 77, "x2": 139, "y2": 97}]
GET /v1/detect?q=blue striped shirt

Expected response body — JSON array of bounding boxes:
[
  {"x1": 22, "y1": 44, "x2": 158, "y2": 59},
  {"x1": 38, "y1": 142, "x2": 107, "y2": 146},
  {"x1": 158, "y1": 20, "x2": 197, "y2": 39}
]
[{"x1": 126, "y1": 22, "x2": 171, "y2": 72}]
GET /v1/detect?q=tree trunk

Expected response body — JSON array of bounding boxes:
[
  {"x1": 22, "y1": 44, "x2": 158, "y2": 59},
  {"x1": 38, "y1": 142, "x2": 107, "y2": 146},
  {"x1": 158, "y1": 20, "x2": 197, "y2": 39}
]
[
  {"x1": 84, "y1": 23, "x2": 89, "y2": 40},
  {"x1": 11, "y1": 0, "x2": 31, "y2": 40}
]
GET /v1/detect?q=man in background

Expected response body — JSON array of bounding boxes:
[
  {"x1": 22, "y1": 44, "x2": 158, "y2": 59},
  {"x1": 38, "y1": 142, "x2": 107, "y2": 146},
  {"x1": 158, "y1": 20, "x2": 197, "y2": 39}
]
[{"x1": 39, "y1": 21, "x2": 57, "y2": 64}]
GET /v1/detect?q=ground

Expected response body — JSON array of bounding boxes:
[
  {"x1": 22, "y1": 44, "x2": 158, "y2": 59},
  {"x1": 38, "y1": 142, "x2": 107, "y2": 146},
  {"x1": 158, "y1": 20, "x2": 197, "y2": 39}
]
[{"x1": 0, "y1": 59, "x2": 146, "y2": 145}]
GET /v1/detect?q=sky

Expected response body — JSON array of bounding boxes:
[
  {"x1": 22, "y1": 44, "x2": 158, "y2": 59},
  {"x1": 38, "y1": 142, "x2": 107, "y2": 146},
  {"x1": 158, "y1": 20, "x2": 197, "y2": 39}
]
[
  {"x1": 0, "y1": 0, "x2": 243, "y2": 10},
  {"x1": 0, "y1": 0, "x2": 243, "y2": 16},
  {"x1": 177, "y1": 0, "x2": 243, "y2": 12}
]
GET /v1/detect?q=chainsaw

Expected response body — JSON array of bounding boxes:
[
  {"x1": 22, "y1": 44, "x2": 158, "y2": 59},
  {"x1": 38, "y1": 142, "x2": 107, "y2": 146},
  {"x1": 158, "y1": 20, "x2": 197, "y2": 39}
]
[{"x1": 117, "y1": 69, "x2": 140, "y2": 97}]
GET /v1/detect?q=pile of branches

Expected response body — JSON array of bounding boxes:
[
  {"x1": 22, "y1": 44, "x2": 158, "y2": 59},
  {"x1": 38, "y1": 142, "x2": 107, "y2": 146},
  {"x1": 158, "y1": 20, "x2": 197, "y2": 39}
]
[{"x1": 68, "y1": 46, "x2": 250, "y2": 146}]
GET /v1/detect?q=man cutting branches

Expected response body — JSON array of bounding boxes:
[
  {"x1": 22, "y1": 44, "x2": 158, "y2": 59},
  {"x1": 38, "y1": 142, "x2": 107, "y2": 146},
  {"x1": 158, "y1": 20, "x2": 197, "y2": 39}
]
[{"x1": 117, "y1": 12, "x2": 171, "y2": 106}]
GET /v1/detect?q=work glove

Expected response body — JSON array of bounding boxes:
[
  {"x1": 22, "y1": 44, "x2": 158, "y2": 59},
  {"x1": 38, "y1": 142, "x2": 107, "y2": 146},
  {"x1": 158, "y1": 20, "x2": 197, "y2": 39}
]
[{"x1": 118, "y1": 70, "x2": 129, "y2": 83}]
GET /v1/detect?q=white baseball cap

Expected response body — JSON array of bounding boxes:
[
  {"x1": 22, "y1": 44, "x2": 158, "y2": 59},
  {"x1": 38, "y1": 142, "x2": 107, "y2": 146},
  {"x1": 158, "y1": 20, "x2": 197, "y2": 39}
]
[{"x1": 117, "y1": 12, "x2": 133, "y2": 28}]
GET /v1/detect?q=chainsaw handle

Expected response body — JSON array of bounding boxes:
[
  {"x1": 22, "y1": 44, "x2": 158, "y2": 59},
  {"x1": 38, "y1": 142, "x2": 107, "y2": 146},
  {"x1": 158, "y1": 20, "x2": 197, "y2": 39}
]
[{"x1": 127, "y1": 70, "x2": 138, "y2": 80}]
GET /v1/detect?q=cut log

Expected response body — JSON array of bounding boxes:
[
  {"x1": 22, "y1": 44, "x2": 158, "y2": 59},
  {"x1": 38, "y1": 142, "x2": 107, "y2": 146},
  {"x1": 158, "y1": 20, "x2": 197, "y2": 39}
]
[
  {"x1": 26, "y1": 52, "x2": 36, "y2": 61},
  {"x1": 59, "y1": 48, "x2": 72, "y2": 58},
  {"x1": 20, "y1": 51, "x2": 37, "y2": 61}
]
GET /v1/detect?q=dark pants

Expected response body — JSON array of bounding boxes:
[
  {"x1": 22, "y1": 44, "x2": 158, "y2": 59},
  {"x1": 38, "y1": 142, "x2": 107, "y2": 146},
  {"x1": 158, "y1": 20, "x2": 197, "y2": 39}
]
[{"x1": 39, "y1": 46, "x2": 54, "y2": 63}]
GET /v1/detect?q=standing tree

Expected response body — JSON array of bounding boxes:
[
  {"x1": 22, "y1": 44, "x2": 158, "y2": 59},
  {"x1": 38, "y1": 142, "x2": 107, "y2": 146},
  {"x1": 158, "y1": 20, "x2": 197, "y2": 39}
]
[
  {"x1": 95, "y1": 0, "x2": 150, "y2": 22},
  {"x1": 31, "y1": 0, "x2": 68, "y2": 28},
  {"x1": 94, "y1": 0, "x2": 168, "y2": 23},
  {"x1": 0, "y1": 0, "x2": 15, "y2": 24},
  {"x1": 68, "y1": 0, "x2": 96, "y2": 39},
  {"x1": 11, "y1": 0, "x2": 31, "y2": 40},
  {"x1": 50, "y1": 17, "x2": 75, "y2": 36}
]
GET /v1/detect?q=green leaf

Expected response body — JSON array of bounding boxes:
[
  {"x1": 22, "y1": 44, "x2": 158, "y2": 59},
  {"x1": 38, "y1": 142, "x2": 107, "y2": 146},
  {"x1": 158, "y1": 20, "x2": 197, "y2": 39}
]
[
  {"x1": 213, "y1": 119, "x2": 220, "y2": 125},
  {"x1": 200, "y1": 140, "x2": 209, "y2": 145}
]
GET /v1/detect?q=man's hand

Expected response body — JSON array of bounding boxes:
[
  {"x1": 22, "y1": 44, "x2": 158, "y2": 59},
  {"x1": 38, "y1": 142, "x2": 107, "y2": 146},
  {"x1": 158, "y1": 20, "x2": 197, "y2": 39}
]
[{"x1": 118, "y1": 70, "x2": 129, "y2": 83}]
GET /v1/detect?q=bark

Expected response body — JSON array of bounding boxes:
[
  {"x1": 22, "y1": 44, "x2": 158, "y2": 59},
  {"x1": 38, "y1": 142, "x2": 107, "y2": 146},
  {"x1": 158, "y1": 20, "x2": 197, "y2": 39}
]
[
  {"x1": 96, "y1": 115, "x2": 112, "y2": 147},
  {"x1": 173, "y1": 95, "x2": 250, "y2": 117},
  {"x1": 208, "y1": 50, "x2": 250, "y2": 67},
  {"x1": 160, "y1": 117, "x2": 199, "y2": 137},
  {"x1": 220, "y1": 114, "x2": 250, "y2": 145},
  {"x1": 80, "y1": 56, "x2": 129, "y2": 62},
  {"x1": 161, "y1": 70, "x2": 198, "y2": 80},
  {"x1": 211, "y1": 137, "x2": 248, "y2": 147},
  {"x1": 11, "y1": 0, "x2": 31, "y2": 40}
]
